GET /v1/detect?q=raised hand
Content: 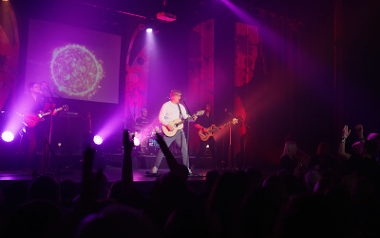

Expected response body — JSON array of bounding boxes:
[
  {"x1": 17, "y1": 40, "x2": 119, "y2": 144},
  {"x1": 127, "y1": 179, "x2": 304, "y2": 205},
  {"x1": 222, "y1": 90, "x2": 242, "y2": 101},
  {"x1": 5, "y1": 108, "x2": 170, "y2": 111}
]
[
  {"x1": 342, "y1": 125, "x2": 351, "y2": 138},
  {"x1": 122, "y1": 130, "x2": 133, "y2": 196},
  {"x1": 81, "y1": 146, "x2": 102, "y2": 205},
  {"x1": 155, "y1": 132, "x2": 166, "y2": 148},
  {"x1": 355, "y1": 124, "x2": 364, "y2": 138},
  {"x1": 155, "y1": 133, "x2": 179, "y2": 172},
  {"x1": 123, "y1": 130, "x2": 134, "y2": 154}
]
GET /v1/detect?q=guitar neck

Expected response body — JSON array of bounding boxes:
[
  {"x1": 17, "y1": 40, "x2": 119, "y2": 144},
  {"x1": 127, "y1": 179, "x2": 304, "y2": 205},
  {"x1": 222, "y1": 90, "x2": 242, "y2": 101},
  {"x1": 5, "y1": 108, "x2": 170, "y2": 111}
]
[
  {"x1": 210, "y1": 121, "x2": 233, "y2": 133},
  {"x1": 40, "y1": 107, "x2": 63, "y2": 117},
  {"x1": 176, "y1": 115, "x2": 193, "y2": 126}
]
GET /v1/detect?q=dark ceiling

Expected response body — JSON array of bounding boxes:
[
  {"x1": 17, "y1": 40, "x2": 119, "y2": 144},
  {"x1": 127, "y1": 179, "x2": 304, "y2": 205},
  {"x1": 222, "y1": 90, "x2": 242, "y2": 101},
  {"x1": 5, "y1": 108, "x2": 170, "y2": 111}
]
[{"x1": 61, "y1": 0, "x2": 329, "y2": 25}]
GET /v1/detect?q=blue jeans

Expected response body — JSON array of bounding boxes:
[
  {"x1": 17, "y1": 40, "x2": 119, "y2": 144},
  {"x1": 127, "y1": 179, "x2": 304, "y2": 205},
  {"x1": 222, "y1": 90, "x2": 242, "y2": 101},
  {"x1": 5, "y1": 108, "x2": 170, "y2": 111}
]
[{"x1": 154, "y1": 130, "x2": 189, "y2": 168}]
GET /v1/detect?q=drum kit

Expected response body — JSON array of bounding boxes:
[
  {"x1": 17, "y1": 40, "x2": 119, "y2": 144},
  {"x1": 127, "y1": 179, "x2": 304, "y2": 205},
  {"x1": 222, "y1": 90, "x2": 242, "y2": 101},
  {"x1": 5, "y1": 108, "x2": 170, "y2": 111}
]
[
  {"x1": 130, "y1": 125, "x2": 162, "y2": 155},
  {"x1": 130, "y1": 125, "x2": 182, "y2": 156}
]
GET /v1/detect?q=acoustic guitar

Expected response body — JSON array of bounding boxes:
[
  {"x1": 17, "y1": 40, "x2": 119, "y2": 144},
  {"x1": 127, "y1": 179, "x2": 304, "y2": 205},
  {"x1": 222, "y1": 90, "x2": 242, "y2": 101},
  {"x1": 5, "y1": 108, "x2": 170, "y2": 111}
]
[
  {"x1": 198, "y1": 118, "x2": 239, "y2": 141},
  {"x1": 23, "y1": 105, "x2": 69, "y2": 128},
  {"x1": 162, "y1": 110, "x2": 205, "y2": 137}
]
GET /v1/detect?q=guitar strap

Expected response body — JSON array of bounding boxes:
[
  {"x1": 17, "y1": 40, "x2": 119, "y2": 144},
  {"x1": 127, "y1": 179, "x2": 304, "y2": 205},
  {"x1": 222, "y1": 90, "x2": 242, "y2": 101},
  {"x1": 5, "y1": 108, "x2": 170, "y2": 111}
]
[{"x1": 177, "y1": 104, "x2": 183, "y2": 119}]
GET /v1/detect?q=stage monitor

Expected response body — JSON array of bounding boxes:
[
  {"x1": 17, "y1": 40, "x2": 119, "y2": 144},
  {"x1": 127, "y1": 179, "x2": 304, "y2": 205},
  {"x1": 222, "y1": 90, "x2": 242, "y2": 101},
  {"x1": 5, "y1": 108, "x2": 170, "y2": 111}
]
[{"x1": 25, "y1": 19, "x2": 121, "y2": 104}]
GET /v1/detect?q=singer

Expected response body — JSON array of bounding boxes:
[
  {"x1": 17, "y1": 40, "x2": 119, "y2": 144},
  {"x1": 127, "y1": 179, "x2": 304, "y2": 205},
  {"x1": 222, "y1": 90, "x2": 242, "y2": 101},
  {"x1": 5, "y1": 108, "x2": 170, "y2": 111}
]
[{"x1": 151, "y1": 89, "x2": 198, "y2": 174}]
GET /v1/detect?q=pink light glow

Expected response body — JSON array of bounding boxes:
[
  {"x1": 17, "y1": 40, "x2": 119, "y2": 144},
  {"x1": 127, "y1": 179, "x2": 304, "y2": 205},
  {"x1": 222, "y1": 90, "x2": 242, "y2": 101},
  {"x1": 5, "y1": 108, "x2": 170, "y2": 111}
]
[
  {"x1": 2, "y1": 131, "x2": 14, "y2": 142},
  {"x1": 93, "y1": 135, "x2": 103, "y2": 145},
  {"x1": 96, "y1": 113, "x2": 124, "y2": 143}
]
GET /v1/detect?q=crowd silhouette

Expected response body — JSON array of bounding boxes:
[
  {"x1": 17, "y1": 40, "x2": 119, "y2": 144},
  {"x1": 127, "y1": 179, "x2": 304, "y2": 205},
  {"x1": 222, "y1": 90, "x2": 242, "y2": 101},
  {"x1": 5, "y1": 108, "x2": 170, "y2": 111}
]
[{"x1": 0, "y1": 125, "x2": 379, "y2": 238}]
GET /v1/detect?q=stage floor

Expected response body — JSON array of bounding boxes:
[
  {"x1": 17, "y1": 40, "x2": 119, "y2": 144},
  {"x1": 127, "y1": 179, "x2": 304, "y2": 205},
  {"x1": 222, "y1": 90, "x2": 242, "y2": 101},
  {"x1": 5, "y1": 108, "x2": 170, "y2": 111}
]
[
  {"x1": 0, "y1": 166, "x2": 208, "y2": 183},
  {"x1": 0, "y1": 166, "x2": 210, "y2": 197}
]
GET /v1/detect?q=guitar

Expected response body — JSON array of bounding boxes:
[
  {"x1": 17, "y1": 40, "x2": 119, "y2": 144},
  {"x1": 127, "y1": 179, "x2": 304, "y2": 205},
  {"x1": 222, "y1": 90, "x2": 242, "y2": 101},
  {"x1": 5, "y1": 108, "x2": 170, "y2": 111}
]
[
  {"x1": 162, "y1": 110, "x2": 205, "y2": 137},
  {"x1": 198, "y1": 118, "x2": 239, "y2": 141},
  {"x1": 23, "y1": 105, "x2": 69, "y2": 128}
]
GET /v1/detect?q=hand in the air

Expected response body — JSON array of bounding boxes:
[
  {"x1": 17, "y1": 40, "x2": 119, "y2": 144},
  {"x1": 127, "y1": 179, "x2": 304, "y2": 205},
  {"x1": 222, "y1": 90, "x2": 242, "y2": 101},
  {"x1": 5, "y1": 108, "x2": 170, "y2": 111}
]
[
  {"x1": 155, "y1": 133, "x2": 166, "y2": 148},
  {"x1": 123, "y1": 130, "x2": 134, "y2": 154},
  {"x1": 355, "y1": 124, "x2": 364, "y2": 137},
  {"x1": 342, "y1": 125, "x2": 351, "y2": 138}
]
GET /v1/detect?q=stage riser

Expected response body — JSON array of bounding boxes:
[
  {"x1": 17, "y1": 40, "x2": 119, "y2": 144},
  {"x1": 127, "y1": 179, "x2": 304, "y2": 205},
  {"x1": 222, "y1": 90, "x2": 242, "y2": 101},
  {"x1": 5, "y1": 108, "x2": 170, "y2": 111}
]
[
  {"x1": 103, "y1": 154, "x2": 213, "y2": 170},
  {"x1": 0, "y1": 179, "x2": 206, "y2": 199}
]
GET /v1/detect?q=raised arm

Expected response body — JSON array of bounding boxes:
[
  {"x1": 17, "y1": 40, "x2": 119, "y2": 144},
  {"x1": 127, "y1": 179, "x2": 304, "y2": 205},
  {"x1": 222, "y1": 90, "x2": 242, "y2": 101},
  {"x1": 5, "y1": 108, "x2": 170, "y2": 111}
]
[
  {"x1": 338, "y1": 125, "x2": 352, "y2": 160},
  {"x1": 351, "y1": 124, "x2": 365, "y2": 155},
  {"x1": 122, "y1": 130, "x2": 134, "y2": 197},
  {"x1": 80, "y1": 146, "x2": 103, "y2": 206},
  {"x1": 155, "y1": 133, "x2": 178, "y2": 172}
]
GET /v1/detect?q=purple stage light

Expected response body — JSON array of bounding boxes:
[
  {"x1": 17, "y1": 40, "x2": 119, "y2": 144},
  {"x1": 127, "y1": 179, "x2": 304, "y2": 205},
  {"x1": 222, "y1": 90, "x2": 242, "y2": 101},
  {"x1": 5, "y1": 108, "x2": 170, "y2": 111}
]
[
  {"x1": 133, "y1": 137, "x2": 140, "y2": 146},
  {"x1": 146, "y1": 28, "x2": 152, "y2": 33},
  {"x1": 2, "y1": 131, "x2": 14, "y2": 142},
  {"x1": 93, "y1": 135, "x2": 103, "y2": 145}
]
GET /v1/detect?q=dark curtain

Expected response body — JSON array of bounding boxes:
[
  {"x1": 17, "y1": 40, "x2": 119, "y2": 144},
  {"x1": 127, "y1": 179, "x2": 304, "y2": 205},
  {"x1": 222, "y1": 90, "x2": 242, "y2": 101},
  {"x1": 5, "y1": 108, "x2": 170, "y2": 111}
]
[{"x1": 232, "y1": 2, "x2": 336, "y2": 171}]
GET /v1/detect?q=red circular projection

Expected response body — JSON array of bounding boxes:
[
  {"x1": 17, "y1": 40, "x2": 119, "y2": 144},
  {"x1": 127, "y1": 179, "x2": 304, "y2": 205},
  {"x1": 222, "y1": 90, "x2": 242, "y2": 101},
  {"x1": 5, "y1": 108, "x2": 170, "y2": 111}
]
[{"x1": 50, "y1": 44, "x2": 104, "y2": 98}]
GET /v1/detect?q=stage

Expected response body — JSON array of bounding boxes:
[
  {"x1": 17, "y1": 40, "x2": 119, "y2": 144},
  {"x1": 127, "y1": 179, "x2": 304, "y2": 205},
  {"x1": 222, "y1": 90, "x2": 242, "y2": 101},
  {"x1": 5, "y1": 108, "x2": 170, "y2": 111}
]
[
  {"x1": 0, "y1": 166, "x2": 209, "y2": 197},
  {"x1": 0, "y1": 149, "x2": 253, "y2": 197}
]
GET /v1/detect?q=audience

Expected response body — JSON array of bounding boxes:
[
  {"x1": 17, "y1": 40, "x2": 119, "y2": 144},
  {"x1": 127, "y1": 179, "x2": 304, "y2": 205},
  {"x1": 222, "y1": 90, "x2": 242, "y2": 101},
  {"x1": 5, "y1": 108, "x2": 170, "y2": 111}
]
[
  {"x1": 279, "y1": 141, "x2": 304, "y2": 174},
  {"x1": 307, "y1": 142, "x2": 337, "y2": 173},
  {"x1": 0, "y1": 125, "x2": 378, "y2": 238}
]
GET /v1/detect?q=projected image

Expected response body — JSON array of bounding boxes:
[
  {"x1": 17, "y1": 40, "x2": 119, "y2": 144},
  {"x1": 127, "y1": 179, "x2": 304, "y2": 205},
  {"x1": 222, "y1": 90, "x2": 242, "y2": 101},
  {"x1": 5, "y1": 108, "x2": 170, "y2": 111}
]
[
  {"x1": 25, "y1": 19, "x2": 121, "y2": 104},
  {"x1": 50, "y1": 44, "x2": 104, "y2": 98}
]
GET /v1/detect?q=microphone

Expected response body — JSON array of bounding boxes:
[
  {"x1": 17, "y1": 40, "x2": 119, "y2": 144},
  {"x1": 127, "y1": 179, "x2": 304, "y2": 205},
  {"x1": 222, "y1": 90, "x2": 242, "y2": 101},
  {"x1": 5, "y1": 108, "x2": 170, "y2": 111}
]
[{"x1": 180, "y1": 98, "x2": 186, "y2": 101}]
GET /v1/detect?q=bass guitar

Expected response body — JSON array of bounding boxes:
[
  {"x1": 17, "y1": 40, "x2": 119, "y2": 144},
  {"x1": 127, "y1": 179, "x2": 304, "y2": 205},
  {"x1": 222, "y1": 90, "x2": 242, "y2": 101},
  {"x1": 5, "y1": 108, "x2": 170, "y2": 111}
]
[
  {"x1": 198, "y1": 118, "x2": 239, "y2": 141},
  {"x1": 23, "y1": 105, "x2": 69, "y2": 128},
  {"x1": 162, "y1": 110, "x2": 205, "y2": 137}
]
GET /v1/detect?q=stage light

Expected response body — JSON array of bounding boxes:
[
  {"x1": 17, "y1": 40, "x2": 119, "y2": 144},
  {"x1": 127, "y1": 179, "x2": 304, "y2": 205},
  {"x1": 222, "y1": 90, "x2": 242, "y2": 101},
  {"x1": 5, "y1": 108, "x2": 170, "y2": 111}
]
[
  {"x1": 206, "y1": 144, "x2": 210, "y2": 148},
  {"x1": 133, "y1": 137, "x2": 140, "y2": 146},
  {"x1": 146, "y1": 28, "x2": 153, "y2": 33},
  {"x1": 93, "y1": 135, "x2": 103, "y2": 145},
  {"x1": 2, "y1": 131, "x2": 14, "y2": 142},
  {"x1": 157, "y1": 12, "x2": 176, "y2": 22}
]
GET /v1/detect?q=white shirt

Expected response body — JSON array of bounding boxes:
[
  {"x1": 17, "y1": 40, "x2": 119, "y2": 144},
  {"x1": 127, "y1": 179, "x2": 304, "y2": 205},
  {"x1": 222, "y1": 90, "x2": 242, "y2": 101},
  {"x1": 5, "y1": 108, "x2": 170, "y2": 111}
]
[{"x1": 158, "y1": 101, "x2": 189, "y2": 125}]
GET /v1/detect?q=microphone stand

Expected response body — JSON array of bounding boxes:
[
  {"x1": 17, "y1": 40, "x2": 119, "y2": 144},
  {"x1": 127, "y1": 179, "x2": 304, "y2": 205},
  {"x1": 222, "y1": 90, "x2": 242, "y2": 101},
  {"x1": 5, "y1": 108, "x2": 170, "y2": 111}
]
[
  {"x1": 180, "y1": 99, "x2": 192, "y2": 169},
  {"x1": 53, "y1": 92, "x2": 63, "y2": 99},
  {"x1": 225, "y1": 109, "x2": 250, "y2": 169},
  {"x1": 45, "y1": 87, "x2": 55, "y2": 171},
  {"x1": 133, "y1": 101, "x2": 137, "y2": 135}
]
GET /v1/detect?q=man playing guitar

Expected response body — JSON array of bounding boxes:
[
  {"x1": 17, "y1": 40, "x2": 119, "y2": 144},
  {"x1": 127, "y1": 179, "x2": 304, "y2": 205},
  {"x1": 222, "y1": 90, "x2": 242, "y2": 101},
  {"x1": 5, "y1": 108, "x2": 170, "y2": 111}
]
[
  {"x1": 23, "y1": 82, "x2": 57, "y2": 170},
  {"x1": 195, "y1": 103, "x2": 221, "y2": 169},
  {"x1": 151, "y1": 89, "x2": 198, "y2": 174}
]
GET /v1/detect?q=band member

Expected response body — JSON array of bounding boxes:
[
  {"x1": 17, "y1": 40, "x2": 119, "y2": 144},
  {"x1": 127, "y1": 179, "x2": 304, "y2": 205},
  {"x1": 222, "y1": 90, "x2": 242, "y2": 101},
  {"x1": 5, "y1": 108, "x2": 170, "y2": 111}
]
[
  {"x1": 24, "y1": 82, "x2": 56, "y2": 170},
  {"x1": 194, "y1": 103, "x2": 220, "y2": 169},
  {"x1": 40, "y1": 81, "x2": 50, "y2": 97},
  {"x1": 135, "y1": 108, "x2": 149, "y2": 132},
  {"x1": 151, "y1": 89, "x2": 197, "y2": 174}
]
